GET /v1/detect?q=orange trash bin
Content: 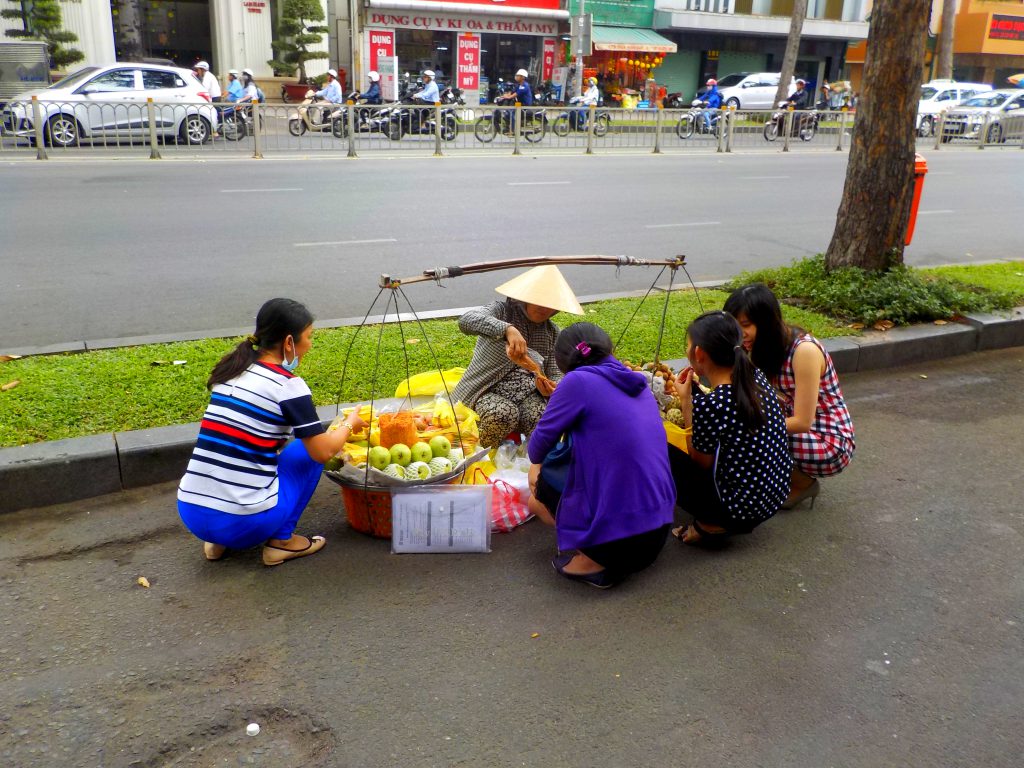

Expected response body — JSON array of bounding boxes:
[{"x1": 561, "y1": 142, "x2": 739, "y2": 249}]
[{"x1": 905, "y1": 153, "x2": 928, "y2": 246}]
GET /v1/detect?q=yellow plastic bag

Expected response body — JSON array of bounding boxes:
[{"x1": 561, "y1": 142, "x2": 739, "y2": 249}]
[
  {"x1": 457, "y1": 459, "x2": 497, "y2": 484},
  {"x1": 394, "y1": 368, "x2": 465, "y2": 398},
  {"x1": 663, "y1": 421, "x2": 690, "y2": 454}
]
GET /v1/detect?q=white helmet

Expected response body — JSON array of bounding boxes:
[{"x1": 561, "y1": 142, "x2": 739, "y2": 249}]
[
  {"x1": 368, "y1": 71, "x2": 380, "y2": 82},
  {"x1": 423, "y1": 70, "x2": 435, "y2": 78},
  {"x1": 516, "y1": 69, "x2": 529, "y2": 78},
  {"x1": 242, "y1": 68, "x2": 254, "y2": 77},
  {"x1": 228, "y1": 69, "x2": 239, "y2": 76},
  {"x1": 195, "y1": 60, "x2": 210, "y2": 70},
  {"x1": 327, "y1": 68, "x2": 338, "y2": 78}
]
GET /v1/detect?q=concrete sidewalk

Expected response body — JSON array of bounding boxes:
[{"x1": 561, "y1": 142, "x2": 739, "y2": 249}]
[
  {"x1": 3, "y1": 307, "x2": 1023, "y2": 514},
  {"x1": 0, "y1": 348, "x2": 1021, "y2": 768}
]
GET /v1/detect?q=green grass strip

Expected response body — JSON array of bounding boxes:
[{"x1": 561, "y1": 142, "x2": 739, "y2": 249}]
[{"x1": 0, "y1": 289, "x2": 844, "y2": 448}]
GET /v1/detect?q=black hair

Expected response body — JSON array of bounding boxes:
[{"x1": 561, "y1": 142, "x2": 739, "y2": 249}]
[
  {"x1": 554, "y1": 322, "x2": 613, "y2": 374},
  {"x1": 207, "y1": 298, "x2": 314, "y2": 389},
  {"x1": 722, "y1": 283, "x2": 798, "y2": 381},
  {"x1": 687, "y1": 311, "x2": 766, "y2": 431}
]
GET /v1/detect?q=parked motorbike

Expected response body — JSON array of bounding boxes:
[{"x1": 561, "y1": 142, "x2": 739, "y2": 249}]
[
  {"x1": 386, "y1": 96, "x2": 458, "y2": 141},
  {"x1": 763, "y1": 102, "x2": 819, "y2": 142},
  {"x1": 440, "y1": 85, "x2": 465, "y2": 106},
  {"x1": 288, "y1": 90, "x2": 337, "y2": 136},
  {"x1": 551, "y1": 96, "x2": 611, "y2": 137},
  {"x1": 533, "y1": 85, "x2": 561, "y2": 106},
  {"x1": 663, "y1": 92, "x2": 687, "y2": 109},
  {"x1": 675, "y1": 99, "x2": 723, "y2": 139}
]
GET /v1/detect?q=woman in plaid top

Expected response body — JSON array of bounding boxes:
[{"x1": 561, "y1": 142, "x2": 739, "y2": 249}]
[
  {"x1": 451, "y1": 266, "x2": 583, "y2": 448},
  {"x1": 725, "y1": 283, "x2": 855, "y2": 509}
]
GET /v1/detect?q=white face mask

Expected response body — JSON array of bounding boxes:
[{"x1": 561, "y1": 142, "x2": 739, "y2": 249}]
[{"x1": 281, "y1": 336, "x2": 300, "y2": 372}]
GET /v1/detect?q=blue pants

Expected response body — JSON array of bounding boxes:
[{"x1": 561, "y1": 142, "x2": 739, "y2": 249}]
[{"x1": 177, "y1": 439, "x2": 323, "y2": 549}]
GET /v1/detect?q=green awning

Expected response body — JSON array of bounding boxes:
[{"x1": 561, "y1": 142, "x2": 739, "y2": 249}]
[{"x1": 592, "y1": 26, "x2": 678, "y2": 54}]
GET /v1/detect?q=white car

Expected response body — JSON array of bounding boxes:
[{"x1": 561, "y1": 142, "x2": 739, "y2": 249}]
[
  {"x1": 717, "y1": 72, "x2": 796, "y2": 110},
  {"x1": 916, "y1": 79, "x2": 990, "y2": 137},
  {"x1": 940, "y1": 89, "x2": 1024, "y2": 143},
  {"x1": 1, "y1": 63, "x2": 218, "y2": 147}
]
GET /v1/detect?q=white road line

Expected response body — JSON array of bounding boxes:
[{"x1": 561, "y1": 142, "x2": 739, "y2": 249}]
[
  {"x1": 506, "y1": 181, "x2": 572, "y2": 186},
  {"x1": 221, "y1": 187, "x2": 303, "y2": 193},
  {"x1": 917, "y1": 210, "x2": 955, "y2": 215},
  {"x1": 645, "y1": 221, "x2": 722, "y2": 229},
  {"x1": 294, "y1": 238, "x2": 398, "y2": 247},
  {"x1": 739, "y1": 175, "x2": 790, "y2": 180}
]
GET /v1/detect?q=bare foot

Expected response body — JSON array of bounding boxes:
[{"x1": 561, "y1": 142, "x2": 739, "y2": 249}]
[{"x1": 561, "y1": 552, "x2": 605, "y2": 576}]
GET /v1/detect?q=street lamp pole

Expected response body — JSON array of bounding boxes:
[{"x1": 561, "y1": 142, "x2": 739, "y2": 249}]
[{"x1": 573, "y1": 0, "x2": 585, "y2": 101}]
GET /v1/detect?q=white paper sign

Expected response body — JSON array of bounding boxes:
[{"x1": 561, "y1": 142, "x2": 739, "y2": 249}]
[{"x1": 391, "y1": 485, "x2": 491, "y2": 554}]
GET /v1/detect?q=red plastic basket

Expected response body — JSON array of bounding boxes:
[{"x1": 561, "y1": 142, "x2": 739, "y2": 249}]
[{"x1": 341, "y1": 485, "x2": 393, "y2": 538}]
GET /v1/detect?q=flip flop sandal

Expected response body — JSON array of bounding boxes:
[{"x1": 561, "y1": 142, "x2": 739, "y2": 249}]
[
  {"x1": 262, "y1": 534, "x2": 326, "y2": 567},
  {"x1": 672, "y1": 523, "x2": 729, "y2": 549}
]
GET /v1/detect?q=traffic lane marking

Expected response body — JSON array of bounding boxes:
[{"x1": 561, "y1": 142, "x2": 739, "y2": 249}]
[
  {"x1": 221, "y1": 188, "x2": 304, "y2": 193},
  {"x1": 294, "y1": 238, "x2": 398, "y2": 247},
  {"x1": 644, "y1": 221, "x2": 722, "y2": 229},
  {"x1": 506, "y1": 181, "x2": 572, "y2": 186}
]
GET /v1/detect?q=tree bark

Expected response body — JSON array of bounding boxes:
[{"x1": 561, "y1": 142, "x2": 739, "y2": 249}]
[
  {"x1": 824, "y1": 0, "x2": 930, "y2": 271},
  {"x1": 773, "y1": 0, "x2": 808, "y2": 107},
  {"x1": 935, "y1": 0, "x2": 957, "y2": 81}
]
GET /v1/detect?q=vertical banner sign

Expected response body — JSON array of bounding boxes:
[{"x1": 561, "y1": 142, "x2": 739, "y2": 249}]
[
  {"x1": 542, "y1": 38, "x2": 556, "y2": 82},
  {"x1": 457, "y1": 33, "x2": 481, "y2": 91},
  {"x1": 367, "y1": 29, "x2": 395, "y2": 73}
]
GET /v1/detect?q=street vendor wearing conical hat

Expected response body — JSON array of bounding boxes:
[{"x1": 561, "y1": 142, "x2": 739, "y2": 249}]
[{"x1": 451, "y1": 265, "x2": 584, "y2": 448}]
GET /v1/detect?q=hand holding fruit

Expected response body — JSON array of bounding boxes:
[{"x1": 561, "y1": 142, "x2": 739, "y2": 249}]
[
  {"x1": 345, "y1": 412, "x2": 368, "y2": 433},
  {"x1": 535, "y1": 374, "x2": 556, "y2": 397},
  {"x1": 675, "y1": 366, "x2": 698, "y2": 403}
]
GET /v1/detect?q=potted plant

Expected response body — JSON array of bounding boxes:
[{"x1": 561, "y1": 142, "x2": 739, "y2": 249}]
[{"x1": 268, "y1": 0, "x2": 330, "y2": 103}]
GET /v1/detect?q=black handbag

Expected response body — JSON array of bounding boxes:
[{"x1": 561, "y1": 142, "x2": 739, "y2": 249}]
[{"x1": 539, "y1": 434, "x2": 573, "y2": 494}]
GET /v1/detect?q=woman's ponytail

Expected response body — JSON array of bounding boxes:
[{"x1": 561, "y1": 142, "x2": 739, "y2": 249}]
[
  {"x1": 687, "y1": 311, "x2": 766, "y2": 431},
  {"x1": 207, "y1": 298, "x2": 314, "y2": 389}
]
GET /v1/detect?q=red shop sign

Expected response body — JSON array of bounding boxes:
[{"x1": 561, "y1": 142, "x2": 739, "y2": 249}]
[
  {"x1": 457, "y1": 33, "x2": 481, "y2": 91},
  {"x1": 542, "y1": 37, "x2": 556, "y2": 81},
  {"x1": 433, "y1": 0, "x2": 558, "y2": 9},
  {"x1": 367, "y1": 29, "x2": 395, "y2": 72}
]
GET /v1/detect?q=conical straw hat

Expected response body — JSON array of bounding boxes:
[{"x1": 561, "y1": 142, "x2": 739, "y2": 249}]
[{"x1": 495, "y1": 265, "x2": 584, "y2": 315}]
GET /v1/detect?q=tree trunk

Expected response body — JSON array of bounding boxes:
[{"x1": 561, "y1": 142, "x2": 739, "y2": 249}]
[
  {"x1": 935, "y1": 0, "x2": 957, "y2": 81},
  {"x1": 824, "y1": 0, "x2": 930, "y2": 271},
  {"x1": 773, "y1": 0, "x2": 808, "y2": 107}
]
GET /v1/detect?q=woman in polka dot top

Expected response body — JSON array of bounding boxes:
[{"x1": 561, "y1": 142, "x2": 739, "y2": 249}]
[{"x1": 667, "y1": 311, "x2": 792, "y2": 546}]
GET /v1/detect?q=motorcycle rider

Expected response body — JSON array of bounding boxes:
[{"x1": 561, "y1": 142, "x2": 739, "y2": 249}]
[
  {"x1": 309, "y1": 69, "x2": 343, "y2": 124},
  {"x1": 783, "y1": 78, "x2": 810, "y2": 110},
  {"x1": 572, "y1": 76, "x2": 600, "y2": 130},
  {"x1": 361, "y1": 71, "x2": 382, "y2": 105},
  {"x1": 496, "y1": 68, "x2": 533, "y2": 133},
  {"x1": 411, "y1": 69, "x2": 440, "y2": 130},
  {"x1": 193, "y1": 61, "x2": 222, "y2": 102},
  {"x1": 702, "y1": 78, "x2": 722, "y2": 131},
  {"x1": 225, "y1": 69, "x2": 244, "y2": 102}
]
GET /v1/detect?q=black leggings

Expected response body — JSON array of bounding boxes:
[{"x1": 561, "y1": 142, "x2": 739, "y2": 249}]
[
  {"x1": 668, "y1": 446, "x2": 754, "y2": 535},
  {"x1": 535, "y1": 475, "x2": 671, "y2": 579}
]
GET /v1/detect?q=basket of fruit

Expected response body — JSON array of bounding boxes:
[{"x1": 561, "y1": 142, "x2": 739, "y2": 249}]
[
  {"x1": 622, "y1": 360, "x2": 698, "y2": 453},
  {"x1": 323, "y1": 402, "x2": 487, "y2": 538}
]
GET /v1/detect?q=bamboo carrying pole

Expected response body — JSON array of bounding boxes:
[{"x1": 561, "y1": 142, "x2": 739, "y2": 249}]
[{"x1": 379, "y1": 255, "x2": 687, "y2": 289}]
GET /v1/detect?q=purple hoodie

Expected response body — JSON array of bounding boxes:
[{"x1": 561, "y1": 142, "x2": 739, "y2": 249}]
[{"x1": 528, "y1": 356, "x2": 676, "y2": 551}]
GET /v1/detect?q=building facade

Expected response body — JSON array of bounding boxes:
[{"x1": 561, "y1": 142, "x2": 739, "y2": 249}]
[{"x1": 651, "y1": 0, "x2": 869, "y2": 99}]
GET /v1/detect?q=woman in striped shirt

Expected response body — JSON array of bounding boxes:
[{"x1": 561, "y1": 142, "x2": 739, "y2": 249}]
[{"x1": 177, "y1": 298, "x2": 366, "y2": 566}]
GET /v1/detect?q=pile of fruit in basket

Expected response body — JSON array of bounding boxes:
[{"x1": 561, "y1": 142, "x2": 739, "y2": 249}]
[
  {"x1": 621, "y1": 360, "x2": 709, "y2": 429},
  {"x1": 323, "y1": 400, "x2": 479, "y2": 481}
]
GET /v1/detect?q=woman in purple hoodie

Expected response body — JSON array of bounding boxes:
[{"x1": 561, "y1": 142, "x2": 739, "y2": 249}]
[{"x1": 527, "y1": 323, "x2": 676, "y2": 589}]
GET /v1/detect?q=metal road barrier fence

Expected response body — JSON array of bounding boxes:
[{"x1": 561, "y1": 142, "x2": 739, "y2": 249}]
[{"x1": 3, "y1": 97, "x2": 1023, "y2": 159}]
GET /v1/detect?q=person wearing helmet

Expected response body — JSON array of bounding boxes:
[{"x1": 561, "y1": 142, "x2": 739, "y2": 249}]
[
  {"x1": 572, "y1": 76, "x2": 601, "y2": 130},
  {"x1": 314, "y1": 68, "x2": 344, "y2": 104},
  {"x1": 494, "y1": 68, "x2": 533, "y2": 133},
  {"x1": 224, "y1": 69, "x2": 244, "y2": 103},
  {"x1": 193, "y1": 60, "x2": 222, "y2": 101},
  {"x1": 412, "y1": 69, "x2": 440, "y2": 103},
  {"x1": 702, "y1": 78, "x2": 721, "y2": 131},
  {"x1": 361, "y1": 70, "x2": 382, "y2": 105}
]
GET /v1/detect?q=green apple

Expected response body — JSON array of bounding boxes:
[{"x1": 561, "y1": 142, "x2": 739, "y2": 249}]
[
  {"x1": 428, "y1": 435, "x2": 451, "y2": 458},
  {"x1": 410, "y1": 441, "x2": 433, "y2": 464},
  {"x1": 406, "y1": 461, "x2": 431, "y2": 480},
  {"x1": 368, "y1": 445, "x2": 391, "y2": 470},
  {"x1": 389, "y1": 443, "x2": 412, "y2": 467}
]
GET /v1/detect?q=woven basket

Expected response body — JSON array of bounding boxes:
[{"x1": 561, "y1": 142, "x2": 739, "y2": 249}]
[{"x1": 341, "y1": 485, "x2": 394, "y2": 538}]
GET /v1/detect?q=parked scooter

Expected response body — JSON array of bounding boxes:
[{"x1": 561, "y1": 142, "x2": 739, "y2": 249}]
[
  {"x1": 675, "y1": 99, "x2": 723, "y2": 139},
  {"x1": 551, "y1": 96, "x2": 611, "y2": 137},
  {"x1": 663, "y1": 92, "x2": 688, "y2": 109},
  {"x1": 763, "y1": 101, "x2": 819, "y2": 142},
  {"x1": 288, "y1": 90, "x2": 337, "y2": 136}
]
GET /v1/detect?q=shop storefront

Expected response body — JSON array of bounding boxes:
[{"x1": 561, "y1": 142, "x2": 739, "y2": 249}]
[
  {"x1": 566, "y1": 0, "x2": 676, "y2": 103},
  {"x1": 361, "y1": 0, "x2": 567, "y2": 102}
]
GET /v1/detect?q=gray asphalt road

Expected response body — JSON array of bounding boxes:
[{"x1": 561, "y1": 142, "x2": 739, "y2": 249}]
[
  {"x1": 2, "y1": 150, "x2": 1021, "y2": 349},
  {"x1": 1, "y1": 348, "x2": 1022, "y2": 767}
]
